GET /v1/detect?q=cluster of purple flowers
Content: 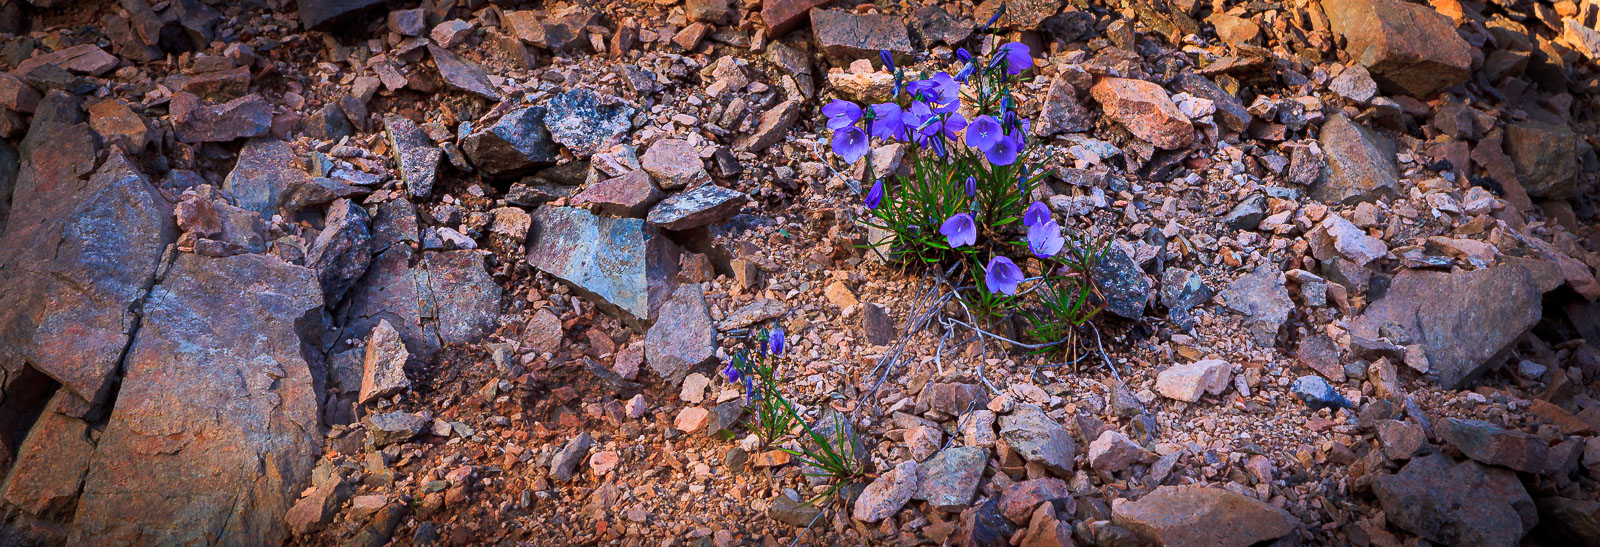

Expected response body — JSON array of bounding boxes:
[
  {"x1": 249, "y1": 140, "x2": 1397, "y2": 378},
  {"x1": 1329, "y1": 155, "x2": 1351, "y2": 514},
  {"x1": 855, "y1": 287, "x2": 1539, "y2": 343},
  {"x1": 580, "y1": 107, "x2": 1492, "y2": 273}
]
[
  {"x1": 932, "y1": 200, "x2": 1061, "y2": 297},
  {"x1": 825, "y1": 42, "x2": 1034, "y2": 171},
  {"x1": 722, "y1": 328, "x2": 785, "y2": 401}
]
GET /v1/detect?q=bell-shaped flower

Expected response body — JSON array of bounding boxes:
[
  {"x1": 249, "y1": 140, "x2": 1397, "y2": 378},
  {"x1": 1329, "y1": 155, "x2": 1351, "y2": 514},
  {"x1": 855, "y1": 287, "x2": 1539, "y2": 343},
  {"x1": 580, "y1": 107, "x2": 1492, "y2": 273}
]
[
  {"x1": 939, "y1": 213, "x2": 977, "y2": 248},
  {"x1": 1028, "y1": 219, "x2": 1065, "y2": 258},
  {"x1": 965, "y1": 114, "x2": 1003, "y2": 153},
  {"x1": 998, "y1": 42, "x2": 1032, "y2": 75},
  {"x1": 869, "y1": 103, "x2": 905, "y2": 141},
  {"x1": 1023, "y1": 201, "x2": 1050, "y2": 227},
  {"x1": 965, "y1": 176, "x2": 978, "y2": 197},
  {"x1": 822, "y1": 99, "x2": 862, "y2": 130},
  {"x1": 984, "y1": 132, "x2": 1021, "y2": 166},
  {"x1": 864, "y1": 178, "x2": 884, "y2": 210},
  {"x1": 832, "y1": 126, "x2": 869, "y2": 164},
  {"x1": 985, "y1": 256, "x2": 1024, "y2": 295}
]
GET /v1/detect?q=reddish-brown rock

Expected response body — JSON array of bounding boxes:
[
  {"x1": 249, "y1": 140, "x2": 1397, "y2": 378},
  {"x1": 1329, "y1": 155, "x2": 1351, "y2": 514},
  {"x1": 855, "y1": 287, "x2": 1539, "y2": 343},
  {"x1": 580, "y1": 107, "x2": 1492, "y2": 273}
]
[
  {"x1": 1323, "y1": 0, "x2": 1472, "y2": 97},
  {"x1": 1113, "y1": 485, "x2": 1297, "y2": 546},
  {"x1": 1090, "y1": 78, "x2": 1195, "y2": 149}
]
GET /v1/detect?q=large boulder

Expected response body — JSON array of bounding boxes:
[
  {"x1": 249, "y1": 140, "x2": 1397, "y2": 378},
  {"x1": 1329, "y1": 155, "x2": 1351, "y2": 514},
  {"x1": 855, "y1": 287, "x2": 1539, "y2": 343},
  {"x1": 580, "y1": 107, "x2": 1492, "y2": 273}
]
[
  {"x1": 1348, "y1": 263, "x2": 1543, "y2": 389},
  {"x1": 1323, "y1": 0, "x2": 1472, "y2": 97},
  {"x1": 1503, "y1": 121, "x2": 1578, "y2": 199},
  {"x1": 1372, "y1": 454, "x2": 1537, "y2": 547},
  {"x1": 810, "y1": 9, "x2": 913, "y2": 66},
  {"x1": 1112, "y1": 485, "x2": 1298, "y2": 547},
  {"x1": 0, "y1": 131, "x2": 174, "y2": 407},
  {"x1": 526, "y1": 206, "x2": 679, "y2": 324},
  {"x1": 69, "y1": 253, "x2": 324, "y2": 544}
]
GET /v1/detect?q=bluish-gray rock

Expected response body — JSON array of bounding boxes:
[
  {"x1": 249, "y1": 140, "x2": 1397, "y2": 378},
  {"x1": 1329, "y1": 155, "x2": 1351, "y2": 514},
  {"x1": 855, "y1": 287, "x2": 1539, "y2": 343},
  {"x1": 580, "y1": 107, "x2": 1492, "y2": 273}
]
[
  {"x1": 525, "y1": 206, "x2": 679, "y2": 324},
  {"x1": 914, "y1": 446, "x2": 987, "y2": 511},
  {"x1": 383, "y1": 115, "x2": 441, "y2": 200},
  {"x1": 461, "y1": 107, "x2": 559, "y2": 179},
  {"x1": 544, "y1": 88, "x2": 635, "y2": 157},
  {"x1": 1091, "y1": 244, "x2": 1151, "y2": 319},
  {"x1": 645, "y1": 184, "x2": 748, "y2": 231},
  {"x1": 1291, "y1": 375, "x2": 1350, "y2": 410},
  {"x1": 298, "y1": 0, "x2": 384, "y2": 30},
  {"x1": 224, "y1": 137, "x2": 308, "y2": 217}
]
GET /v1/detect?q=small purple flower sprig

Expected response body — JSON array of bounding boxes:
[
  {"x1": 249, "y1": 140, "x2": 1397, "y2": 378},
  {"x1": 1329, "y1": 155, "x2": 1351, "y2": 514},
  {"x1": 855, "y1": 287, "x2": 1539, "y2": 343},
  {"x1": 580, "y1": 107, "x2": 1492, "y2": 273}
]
[
  {"x1": 826, "y1": 39, "x2": 1105, "y2": 338},
  {"x1": 721, "y1": 327, "x2": 866, "y2": 497}
]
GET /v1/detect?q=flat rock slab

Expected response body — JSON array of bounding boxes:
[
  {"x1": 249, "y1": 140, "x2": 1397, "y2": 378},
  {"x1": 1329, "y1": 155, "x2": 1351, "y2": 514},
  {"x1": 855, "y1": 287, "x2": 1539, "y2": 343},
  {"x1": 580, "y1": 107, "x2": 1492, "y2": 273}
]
[
  {"x1": 170, "y1": 92, "x2": 271, "y2": 144},
  {"x1": 644, "y1": 283, "x2": 717, "y2": 385},
  {"x1": 646, "y1": 184, "x2": 748, "y2": 231},
  {"x1": 0, "y1": 142, "x2": 173, "y2": 406},
  {"x1": 340, "y1": 244, "x2": 502, "y2": 361},
  {"x1": 1112, "y1": 485, "x2": 1298, "y2": 547},
  {"x1": 573, "y1": 169, "x2": 662, "y2": 218},
  {"x1": 70, "y1": 253, "x2": 323, "y2": 545},
  {"x1": 1219, "y1": 265, "x2": 1291, "y2": 346},
  {"x1": 914, "y1": 446, "x2": 987, "y2": 512},
  {"x1": 526, "y1": 206, "x2": 679, "y2": 324},
  {"x1": 810, "y1": 9, "x2": 913, "y2": 66},
  {"x1": 1348, "y1": 263, "x2": 1542, "y2": 389},
  {"x1": 428, "y1": 44, "x2": 500, "y2": 101},
  {"x1": 544, "y1": 88, "x2": 635, "y2": 157}
]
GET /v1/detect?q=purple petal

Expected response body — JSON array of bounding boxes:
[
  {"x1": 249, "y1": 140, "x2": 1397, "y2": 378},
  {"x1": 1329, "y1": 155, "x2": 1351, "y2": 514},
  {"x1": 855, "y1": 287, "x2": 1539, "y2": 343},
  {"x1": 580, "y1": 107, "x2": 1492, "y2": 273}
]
[
  {"x1": 1028, "y1": 220, "x2": 1064, "y2": 258},
  {"x1": 865, "y1": 178, "x2": 884, "y2": 209},
  {"x1": 1023, "y1": 201, "x2": 1051, "y2": 228},
  {"x1": 1001, "y1": 42, "x2": 1032, "y2": 75},
  {"x1": 822, "y1": 100, "x2": 862, "y2": 129},
  {"x1": 985, "y1": 256, "x2": 1022, "y2": 295},
  {"x1": 984, "y1": 133, "x2": 1020, "y2": 165},
  {"x1": 870, "y1": 103, "x2": 905, "y2": 141}
]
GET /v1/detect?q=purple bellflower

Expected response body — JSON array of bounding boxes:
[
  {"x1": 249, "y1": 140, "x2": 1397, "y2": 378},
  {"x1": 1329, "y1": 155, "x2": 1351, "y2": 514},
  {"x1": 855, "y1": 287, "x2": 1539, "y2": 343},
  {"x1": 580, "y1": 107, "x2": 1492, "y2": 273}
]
[
  {"x1": 879, "y1": 50, "x2": 896, "y2": 72},
  {"x1": 985, "y1": 256, "x2": 1024, "y2": 295},
  {"x1": 965, "y1": 115, "x2": 1003, "y2": 153},
  {"x1": 942, "y1": 112, "x2": 968, "y2": 141},
  {"x1": 832, "y1": 126, "x2": 869, "y2": 164},
  {"x1": 864, "y1": 178, "x2": 884, "y2": 209},
  {"x1": 1023, "y1": 201, "x2": 1051, "y2": 227},
  {"x1": 998, "y1": 42, "x2": 1032, "y2": 75},
  {"x1": 769, "y1": 327, "x2": 786, "y2": 356},
  {"x1": 1028, "y1": 219, "x2": 1065, "y2": 258},
  {"x1": 722, "y1": 360, "x2": 742, "y2": 383},
  {"x1": 965, "y1": 176, "x2": 978, "y2": 197},
  {"x1": 940, "y1": 213, "x2": 977, "y2": 248},
  {"x1": 985, "y1": 132, "x2": 1021, "y2": 166},
  {"x1": 869, "y1": 103, "x2": 905, "y2": 141},
  {"x1": 822, "y1": 100, "x2": 862, "y2": 130}
]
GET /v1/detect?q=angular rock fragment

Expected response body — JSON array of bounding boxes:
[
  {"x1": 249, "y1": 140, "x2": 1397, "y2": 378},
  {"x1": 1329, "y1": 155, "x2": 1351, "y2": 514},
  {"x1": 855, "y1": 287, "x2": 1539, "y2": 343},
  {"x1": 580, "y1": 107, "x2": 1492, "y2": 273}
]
[
  {"x1": 0, "y1": 145, "x2": 173, "y2": 406},
  {"x1": 305, "y1": 198, "x2": 372, "y2": 306},
  {"x1": 462, "y1": 106, "x2": 559, "y2": 179},
  {"x1": 367, "y1": 410, "x2": 428, "y2": 447},
  {"x1": 550, "y1": 433, "x2": 593, "y2": 481},
  {"x1": 1219, "y1": 265, "x2": 1291, "y2": 346},
  {"x1": 762, "y1": 0, "x2": 833, "y2": 37},
  {"x1": 1372, "y1": 453, "x2": 1537, "y2": 546},
  {"x1": 914, "y1": 446, "x2": 987, "y2": 511},
  {"x1": 1504, "y1": 120, "x2": 1577, "y2": 199},
  {"x1": 526, "y1": 206, "x2": 679, "y2": 323},
  {"x1": 640, "y1": 138, "x2": 709, "y2": 190},
  {"x1": 224, "y1": 137, "x2": 308, "y2": 217},
  {"x1": 1315, "y1": 114, "x2": 1398, "y2": 204},
  {"x1": 1348, "y1": 264, "x2": 1542, "y2": 389},
  {"x1": 298, "y1": 0, "x2": 384, "y2": 30},
  {"x1": 383, "y1": 115, "x2": 442, "y2": 200},
  {"x1": 544, "y1": 88, "x2": 635, "y2": 157},
  {"x1": 359, "y1": 319, "x2": 411, "y2": 404},
  {"x1": 811, "y1": 9, "x2": 913, "y2": 66},
  {"x1": 645, "y1": 184, "x2": 748, "y2": 231},
  {"x1": 1438, "y1": 418, "x2": 1548, "y2": 474},
  {"x1": 853, "y1": 460, "x2": 918, "y2": 522},
  {"x1": 1091, "y1": 244, "x2": 1151, "y2": 319},
  {"x1": 427, "y1": 44, "x2": 499, "y2": 101},
  {"x1": 1035, "y1": 75, "x2": 1093, "y2": 136},
  {"x1": 573, "y1": 169, "x2": 662, "y2": 218},
  {"x1": 998, "y1": 404, "x2": 1075, "y2": 475},
  {"x1": 170, "y1": 92, "x2": 271, "y2": 143},
  {"x1": 644, "y1": 283, "x2": 716, "y2": 385},
  {"x1": 1154, "y1": 359, "x2": 1231, "y2": 402},
  {"x1": 1090, "y1": 78, "x2": 1194, "y2": 149}
]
